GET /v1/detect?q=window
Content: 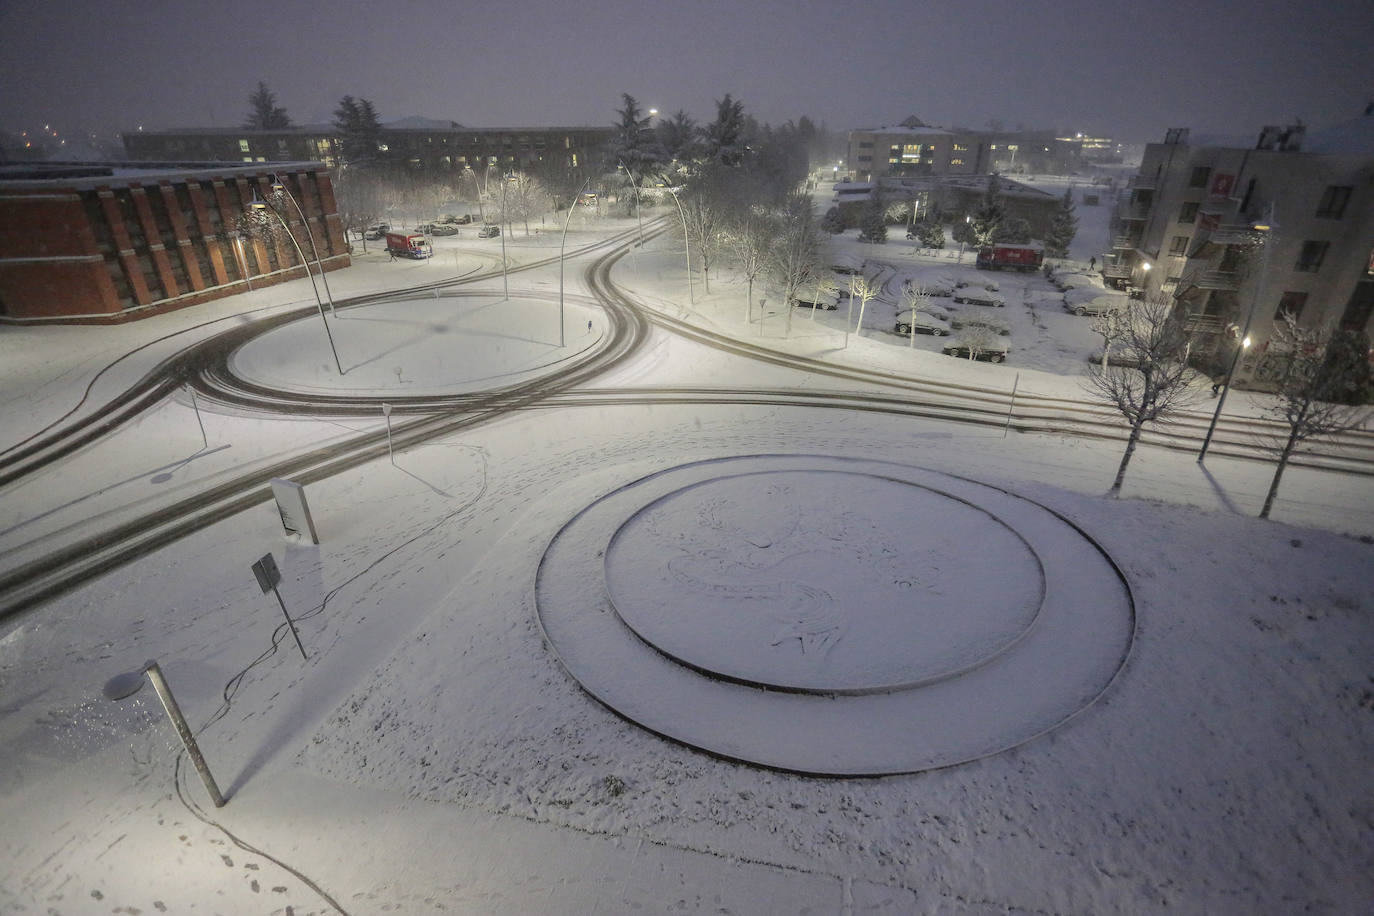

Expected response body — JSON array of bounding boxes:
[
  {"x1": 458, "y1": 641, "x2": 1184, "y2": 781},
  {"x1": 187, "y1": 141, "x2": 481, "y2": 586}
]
[
  {"x1": 1178, "y1": 201, "x2": 1199, "y2": 224},
  {"x1": 1189, "y1": 166, "x2": 1211, "y2": 188},
  {"x1": 1274, "y1": 291, "x2": 1308, "y2": 320},
  {"x1": 238, "y1": 139, "x2": 250, "y2": 153},
  {"x1": 951, "y1": 158, "x2": 965, "y2": 166},
  {"x1": 1169, "y1": 235, "x2": 1190, "y2": 256},
  {"x1": 1315, "y1": 185, "x2": 1352, "y2": 219},
  {"x1": 953, "y1": 143, "x2": 968, "y2": 151},
  {"x1": 1295, "y1": 240, "x2": 1329, "y2": 273},
  {"x1": 857, "y1": 155, "x2": 872, "y2": 163},
  {"x1": 858, "y1": 141, "x2": 873, "y2": 149}
]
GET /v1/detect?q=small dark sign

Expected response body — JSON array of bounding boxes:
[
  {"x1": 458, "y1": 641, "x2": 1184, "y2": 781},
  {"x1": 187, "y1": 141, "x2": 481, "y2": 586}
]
[{"x1": 251, "y1": 553, "x2": 282, "y2": 594}]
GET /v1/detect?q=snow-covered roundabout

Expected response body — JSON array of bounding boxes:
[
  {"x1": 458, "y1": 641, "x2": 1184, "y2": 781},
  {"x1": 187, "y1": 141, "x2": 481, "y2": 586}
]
[{"x1": 536, "y1": 455, "x2": 1136, "y2": 776}]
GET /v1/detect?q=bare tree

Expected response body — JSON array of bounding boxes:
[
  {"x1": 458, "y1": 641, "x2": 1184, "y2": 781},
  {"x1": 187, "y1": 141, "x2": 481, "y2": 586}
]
[
  {"x1": 680, "y1": 166, "x2": 734, "y2": 294},
  {"x1": 850, "y1": 273, "x2": 882, "y2": 339},
  {"x1": 1255, "y1": 313, "x2": 1372, "y2": 518},
  {"x1": 768, "y1": 193, "x2": 821, "y2": 337},
  {"x1": 956, "y1": 323, "x2": 1000, "y2": 361},
  {"x1": 729, "y1": 207, "x2": 776, "y2": 323},
  {"x1": 331, "y1": 168, "x2": 386, "y2": 250},
  {"x1": 1084, "y1": 293, "x2": 1202, "y2": 496},
  {"x1": 504, "y1": 173, "x2": 552, "y2": 235}
]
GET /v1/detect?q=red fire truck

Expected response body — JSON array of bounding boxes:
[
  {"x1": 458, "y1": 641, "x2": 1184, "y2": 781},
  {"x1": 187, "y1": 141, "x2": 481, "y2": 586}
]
[
  {"x1": 385, "y1": 231, "x2": 432, "y2": 260},
  {"x1": 975, "y1": 243, "x2": 1044, "y2": 272}
]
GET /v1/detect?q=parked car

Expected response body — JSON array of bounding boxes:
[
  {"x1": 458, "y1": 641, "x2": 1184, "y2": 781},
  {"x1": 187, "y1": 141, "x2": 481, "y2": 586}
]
[
  {"x1": 416, "y1": 223, "x2": 437, "y2": 234},
  {"x1": 950, "y1": 314, "x2": 1010, "y2": 335},
  {"x1": 793, "y1": 288, "x2": 840, "y2": 310},
  {"x1": 363, "y1": 223, "x2": 390, "y2": 240},
  {"x1": 428, "y1": 224, "x2": 460, "y2": 237},
  {"x1": 1065, "y1": 295, "x2": 1128, "y2": 317},
  {"x1": 439, "y1": 213, "x2": 473, "y2": 225},
  {"x1": 942, "y1": 339, "x2": 1010, "y2": 363},
  {"x1": 906, "y1": 276, "x2": 956, "y2": 297},
  {"x1": 894, "y1": 310, "x2": 951, "y2": 336},
  {"x1": 477, "y1": 224, "x2": 501, "y2": 238},
  {"x1": 951, "y1": 289, "x2": 1006, "y2": 307},
  {"x1": 955, "y1": 279, "x2": 1000, "y2": 292}
]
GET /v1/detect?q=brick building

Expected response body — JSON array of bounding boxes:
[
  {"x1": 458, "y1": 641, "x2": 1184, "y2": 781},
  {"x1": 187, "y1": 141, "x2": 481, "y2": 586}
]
[{"x1": 0, "y1": 161, "x2": 348, "y2": 323}]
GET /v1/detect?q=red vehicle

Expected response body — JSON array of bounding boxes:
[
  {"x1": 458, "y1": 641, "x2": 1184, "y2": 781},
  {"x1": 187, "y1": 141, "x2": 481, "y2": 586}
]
[
  {"x1": 976, "y1": 243, "x2": 1044, "y2": 272},
  {"x1": 385, "y1": 231, "x2": 432, "y2": 260}
]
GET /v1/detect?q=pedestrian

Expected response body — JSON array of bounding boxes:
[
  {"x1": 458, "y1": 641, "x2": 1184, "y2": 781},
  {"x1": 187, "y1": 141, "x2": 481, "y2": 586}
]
[
  {"x1": 587, "y1": 319, "x2": 593, "y2": 334},
  {"x1": 1089, "y1": 256, "x2": 1096, "y2": 271},
  {"x1": 388, "y1": 246, "x2": 396, "y2": 262}
]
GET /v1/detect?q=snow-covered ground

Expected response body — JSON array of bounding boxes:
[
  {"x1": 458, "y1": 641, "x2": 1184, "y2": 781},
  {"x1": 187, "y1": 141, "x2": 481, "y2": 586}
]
[{"x1": 1, "y1": 202, "x2": 1371, "y2": 914}]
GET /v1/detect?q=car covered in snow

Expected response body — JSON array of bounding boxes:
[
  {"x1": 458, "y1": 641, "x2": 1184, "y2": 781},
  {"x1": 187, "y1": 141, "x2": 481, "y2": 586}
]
[
  {"x1": 904, "y1": 276, "x2": 956, "y2": 298},
  {"x1": 942, "y1": 338, "x2": 1010, "y2": 363},
  {"x1": 894, "y1": 309, "x2": 951, "y2": 336},
  {"x1": 793, "y1": 287, "x2": 840, "y2": 310},
  {"x1": 477, "y1": 224, "x2": 501, "y2": 238},
  {"x1": 1065, "y1": 294, "x2": 1128, "y2": 317},
  {"x1": 950, "y1": 313, "x2": 1010, "y2": 335},
  {"x1": 427, "y1": 223, "x2": 460, "y2": 236},
  {"x1": 952, "y1": 288, "x2": 1006, "y2": 308}
]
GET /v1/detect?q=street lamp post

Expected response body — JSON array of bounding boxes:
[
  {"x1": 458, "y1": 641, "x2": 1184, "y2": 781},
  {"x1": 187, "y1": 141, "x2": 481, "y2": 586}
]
[
  {"x1": 559, "y1": 176, "x2": 594, "y2": 348},
  {"x1": 251, "y1": 192, "x2": 344, "y2": 375},
  {"x1": 499, "y1": 173, "x2": 509, "y2": 300},
  {"x1": 269, "y1": 174, "x2": 336, "y2": 317},
  {"x1": 663, "y1": 185, "x2": 694, "y2": 305},
  {"x1": 1198, "y1": 211, "x2": 1276, "y2": 463},
  {"x1": 618, "y1": 160, "x2": 644, "y2": 246}
]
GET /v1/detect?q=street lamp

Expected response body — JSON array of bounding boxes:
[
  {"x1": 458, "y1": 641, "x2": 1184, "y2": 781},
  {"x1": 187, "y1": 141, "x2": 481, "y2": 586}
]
[
  {"x1": 617, "y1": 160, "x2": 644, "y2": 247},
  {"x1": 1198, "y1": 210, "x2": 1276, "y2": 463},
  {"x1": 559, "y1": 176, "x2": 594, "y2": 348},
  {"x1": 663, "y1": 185, "x2": 694, "y2": 305},
  {"x1": 268, "y1": 174, "x2": 336, "y2": 317},
  {"x1": 103, "y1": 660, "x2": 226, "y2": 808},
  {"x1": 250, "y1": 192, "x2": 344, "y2": 375}
]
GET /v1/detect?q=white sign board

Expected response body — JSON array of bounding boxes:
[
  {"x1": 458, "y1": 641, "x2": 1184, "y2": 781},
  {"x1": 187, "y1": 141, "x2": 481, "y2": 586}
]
[{"x1": 270, "y1": 477, "x2": 319, "y2": 544}]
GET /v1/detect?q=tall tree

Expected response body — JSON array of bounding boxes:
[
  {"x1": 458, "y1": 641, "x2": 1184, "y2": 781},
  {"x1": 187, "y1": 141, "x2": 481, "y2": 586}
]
[
  {"x1": 1256, "y1": 315, "x2": 1372, "y2": 518},
  {"x1": 610, "y1": 93, "x2": 665, "y2": 185},
  {"x1": 657, "y1": 109, "x2": 698, "y2": 166},
  {"x1": 768, "y1": 192, "x2": 822, "y2": 338},
  {"x1": 333, "y1": 95, "x2": 383, "y2": 168},
  {"x1": 680, "y1": 165, "x2": 736, "y2": 293},
  {"x1": 701, "y1": 93, "x2": 748, "y2": 167},
  {"x1": 244, "y1": 82, "x2": 291, "y2": 130},
  {"x1": 1085, "y1": 293, "x2": 1201, "y2": 495},
  {"x1": 970, "y1": 174, "x2": 1006, "y2": 247},
  {"x1": 1044, "y1": 187, "x2": 1078, "y2": 258}
]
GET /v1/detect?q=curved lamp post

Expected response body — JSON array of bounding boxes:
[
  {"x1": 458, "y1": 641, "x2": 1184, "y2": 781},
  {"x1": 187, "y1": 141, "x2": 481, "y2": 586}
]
[
  {"x1": 662, "y1": 185, "x2": 694, "y2": 305},
  {"x1": 1198, "y1": 211, "x2": 1277, "y2": 463},
  {"x1": 104, "y1": 660, "x2": 226, "y2": 808},
  {"x1": 559, "y1": 176, "x2": 594, "y2": 348},
  {"x1": 268, "y1": 173, "x2": 336, "y2": 317},
  {"x1": 251, "y1": 192, "x2": 344, "y2": 375},
  {"x1": 617, "y1": 160, "x2": 643, "y2": 247}
]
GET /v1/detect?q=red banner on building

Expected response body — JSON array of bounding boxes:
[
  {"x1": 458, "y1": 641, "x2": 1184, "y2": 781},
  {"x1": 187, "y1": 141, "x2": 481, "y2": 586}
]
[{"x1": 1210, "y1": 173, "x2": 1235, "y2": 198}]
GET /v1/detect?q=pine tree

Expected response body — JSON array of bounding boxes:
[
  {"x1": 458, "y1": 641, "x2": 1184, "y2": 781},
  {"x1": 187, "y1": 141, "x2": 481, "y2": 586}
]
[
  {"x1": 970, "y1": 175, "x2": 1005, "y2": 247},
  {"x1": 610, "y1": 93, "x2": 666, "y2": 185},
  {"x1": 702, "y1": 93, "x2": 748, "y2": 167},
  {"x1": 244, "y1": 82, "x2": 291, "y2": 130},
  {"x1": 1045, "y1": 187, "x2": 1078, "y2": 257},
  {"x1": 333, "y1": 96, "x2": 383, "y2": 168},
  {"x1": 857, "y1": 195, "x2": 887, "y2": 243}
]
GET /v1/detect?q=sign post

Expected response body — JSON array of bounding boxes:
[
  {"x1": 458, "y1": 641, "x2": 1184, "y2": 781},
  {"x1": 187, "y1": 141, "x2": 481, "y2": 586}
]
[
  {"x1": 382, "y1": 403, "x2": 395, "y2": 465},
  {"x1": 252, "y1": 552, "x2": 307, "y2": 661},
  {"x1": 269, "y1": 478, "x2": 319, "y2": 543}
]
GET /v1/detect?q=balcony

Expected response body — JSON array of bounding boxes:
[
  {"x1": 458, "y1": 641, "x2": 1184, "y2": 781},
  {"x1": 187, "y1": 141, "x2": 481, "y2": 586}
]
[
  {"x1": 1102, "y1": 263, "x2": 1134, "y2": 279},
  {"x1": 1206, "y1": 224, "x2": 1263, "y2": 246},
  {"x1": 1181, "y1": 314, "x2": 1225, "y2": 335},
  {"x1": 1192, "y1": 270, "x2": 1239, "y2": 291},
  {"x1": 1117, "y1": 203, "x2": 1151, "y2": 221},
  {"x1": 1110, "y1": 235, "x2": 1139, "y2": 250},
  {"x1": 1127, "y1": 174, "x2": 1157, "y2": 191}
]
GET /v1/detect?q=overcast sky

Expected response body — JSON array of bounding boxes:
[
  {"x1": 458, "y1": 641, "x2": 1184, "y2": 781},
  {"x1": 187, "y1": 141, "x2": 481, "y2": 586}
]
[{"x1": 2, "y1": 0, "x2": 1370, "y2": 145}]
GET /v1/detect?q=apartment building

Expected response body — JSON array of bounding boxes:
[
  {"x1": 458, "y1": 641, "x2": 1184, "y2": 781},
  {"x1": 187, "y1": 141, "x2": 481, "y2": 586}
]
[
  {"x1": 1104, "y1": 112, "x2": 1374, "y2": 386},
  {"x1": 846, "y1": 117, "x2": 1083, "y2": 181}
]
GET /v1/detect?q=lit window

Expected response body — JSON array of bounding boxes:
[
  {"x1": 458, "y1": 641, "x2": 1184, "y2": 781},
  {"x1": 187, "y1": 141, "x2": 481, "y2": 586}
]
[{"x1": 238, "y1": 139, "x2": 250, "y2": 152}]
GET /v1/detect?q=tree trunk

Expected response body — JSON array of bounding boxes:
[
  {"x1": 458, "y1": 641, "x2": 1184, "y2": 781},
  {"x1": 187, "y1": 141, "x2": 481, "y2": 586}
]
[
  {"x1": 1260, "y1": 428, "x2": 1301, "y2": 518},
  {"x1": 1109, "y1": 417, "x2": 1146, "y2": 496},
  {"x1": 745, "y1": 276, "x2": 753, "y2": 323}
]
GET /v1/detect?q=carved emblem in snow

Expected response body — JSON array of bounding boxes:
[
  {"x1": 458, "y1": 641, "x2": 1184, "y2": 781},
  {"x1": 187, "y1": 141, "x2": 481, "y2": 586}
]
[{"x1": 605, "y1": 470, "x2": 1044, "y2": 693}]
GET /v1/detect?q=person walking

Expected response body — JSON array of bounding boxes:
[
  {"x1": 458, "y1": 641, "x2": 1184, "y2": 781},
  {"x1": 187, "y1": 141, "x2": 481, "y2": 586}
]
[
  {"x1": 1089, "y1": 256, "x2": 1096, "y2": 271},
  {"x1": 388, "y1": 246, "x2": 396, "y2": 262}
]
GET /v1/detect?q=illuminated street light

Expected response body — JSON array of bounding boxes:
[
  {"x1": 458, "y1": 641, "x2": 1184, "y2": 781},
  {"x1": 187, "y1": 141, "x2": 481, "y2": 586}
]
[
  {"x1": 559, "y1": 176, "x2": 594, "y2": 348},
  {"x1": 663, "y1": 185, "x2": 694, "y2": 305},
  {"x1": 1198, "y1": 210, "x2": 1277, "y2": 463},
  {"x1": 268, "y1": 174, "x2": 337, "y2": 317},
  {"x1": 250, "y1": 192, "x2": 344, "y2": 375},
  {"x1": 617, "y1": 160, "x2": 644, "y2": 246}
]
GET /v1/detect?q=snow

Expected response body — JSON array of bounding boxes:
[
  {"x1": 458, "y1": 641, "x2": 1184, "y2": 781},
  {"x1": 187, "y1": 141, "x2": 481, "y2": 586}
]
[{"x1": 1, "y1": 199, "x2": 1371, "y2": 914}]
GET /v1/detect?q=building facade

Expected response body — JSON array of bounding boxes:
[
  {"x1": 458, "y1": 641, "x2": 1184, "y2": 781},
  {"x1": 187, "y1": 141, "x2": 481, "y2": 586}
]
[
  {"x1": 0, "y1": 161, "x2": 348, "y2": 323},
  {"x1": 124, "y1": 124, "x2": 615, "y2": 178},
  {"x1": 1104, "y1": 115, "x2": 1374, "y2": 385},
  {"x1": 846, "y1": 118, "x2": 1084, "y2": 182}
]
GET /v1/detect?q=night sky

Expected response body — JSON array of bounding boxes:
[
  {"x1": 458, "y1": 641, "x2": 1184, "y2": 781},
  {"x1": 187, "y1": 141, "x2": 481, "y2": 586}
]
[{"x1": 2, "y1": 0, "x2": 1371, "y2": 145}]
